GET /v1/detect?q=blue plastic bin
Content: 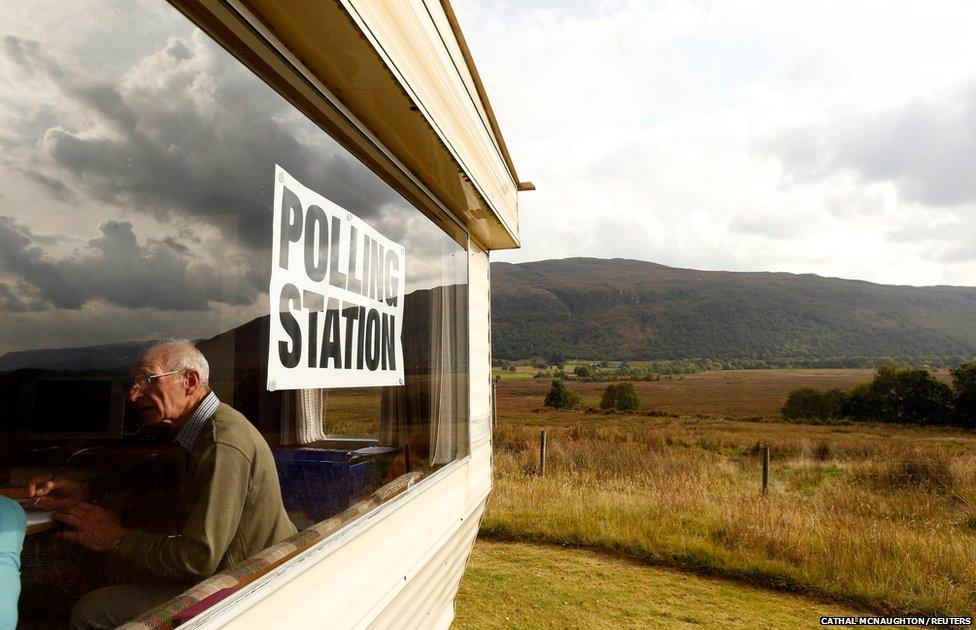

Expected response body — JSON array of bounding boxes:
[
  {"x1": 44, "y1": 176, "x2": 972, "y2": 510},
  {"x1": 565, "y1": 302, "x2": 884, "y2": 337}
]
[{"x1": 274, "y1": 448, "x2": 389, "y2": 523}]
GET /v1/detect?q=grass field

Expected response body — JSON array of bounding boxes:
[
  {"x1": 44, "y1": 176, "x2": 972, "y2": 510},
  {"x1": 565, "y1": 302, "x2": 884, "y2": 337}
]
[
  {"x1": 478, "y1": 370, "x2": 976, "y2": 617},
  {"x1": 496, "y1": 368, "x2": 950, "y2": 419},
  {"x1": 455, "y1": 541, "x2": 863, "y2": 629}
]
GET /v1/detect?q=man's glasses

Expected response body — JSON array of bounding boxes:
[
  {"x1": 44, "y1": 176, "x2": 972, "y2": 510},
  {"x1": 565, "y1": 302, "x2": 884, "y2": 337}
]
[{"x1": 126, "y1": 369, "x2": 184, "y2": 392}]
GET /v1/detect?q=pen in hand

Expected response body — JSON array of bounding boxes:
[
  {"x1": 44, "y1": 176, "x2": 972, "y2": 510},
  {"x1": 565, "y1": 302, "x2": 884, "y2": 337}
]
[
  {"x1": 30, "y1": 465, "x2": 66, "y2": 509},
  {"x1": 29, "y1": 442, "x2": 111, "y2": 509}
]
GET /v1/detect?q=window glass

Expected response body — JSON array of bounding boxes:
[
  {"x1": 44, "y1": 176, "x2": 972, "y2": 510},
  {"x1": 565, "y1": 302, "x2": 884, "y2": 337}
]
[{"x1": 0, "y1": 1, "x2": 468, "y2": 626}]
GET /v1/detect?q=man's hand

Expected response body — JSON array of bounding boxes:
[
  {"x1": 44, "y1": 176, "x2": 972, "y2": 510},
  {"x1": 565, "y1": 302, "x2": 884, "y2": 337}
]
[
  {"x1": 27, "y1": 475, "x2": 87, "y2": 511},
  {"x1": 51, "y1": 503, "x2": 130, "y2": 552}
]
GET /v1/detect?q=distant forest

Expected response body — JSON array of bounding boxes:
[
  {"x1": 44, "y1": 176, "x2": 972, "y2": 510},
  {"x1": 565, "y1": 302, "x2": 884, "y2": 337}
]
[{"x1": 491, "y1": 258, "x2": 976, "y2": 365}]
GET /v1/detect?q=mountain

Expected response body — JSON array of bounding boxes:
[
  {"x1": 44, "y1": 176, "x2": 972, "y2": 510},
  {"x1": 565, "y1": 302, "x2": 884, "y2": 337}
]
[
  {"x1": 490, "y1": 258, "x2": 976, "y2": 362},
  {"x1": 0, "y1": 341, "x2": 152, "y2": 372}
]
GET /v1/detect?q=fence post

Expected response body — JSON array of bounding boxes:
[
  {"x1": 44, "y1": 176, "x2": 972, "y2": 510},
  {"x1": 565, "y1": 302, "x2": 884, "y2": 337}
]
[
  {"x1": 761, "y1": 444, "x2": 770, "y2": 497},
  {"x1": 539, "y1": 429, "x2": 547, "y2": 477}
]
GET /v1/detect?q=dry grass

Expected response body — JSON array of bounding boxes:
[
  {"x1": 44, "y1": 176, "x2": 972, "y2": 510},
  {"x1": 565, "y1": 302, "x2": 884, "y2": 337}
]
[
  {"x1": 324, "y1": 370, "x2": 976, "y2": 613},
  {"x1": 484, "y1": 416, "x2": 976, "y2": 615}
]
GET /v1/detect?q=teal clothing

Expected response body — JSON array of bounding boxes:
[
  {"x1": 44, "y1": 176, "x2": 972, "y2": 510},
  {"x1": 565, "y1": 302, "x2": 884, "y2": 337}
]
[{"x1": 0, "y1": 497, "x2": 25, "y2": 630}]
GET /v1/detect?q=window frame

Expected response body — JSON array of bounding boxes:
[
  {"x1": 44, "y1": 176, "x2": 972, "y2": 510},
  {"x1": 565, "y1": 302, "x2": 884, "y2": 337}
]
[{"x1": 3, "y1": 0, "x2": 482, "y2": 624}]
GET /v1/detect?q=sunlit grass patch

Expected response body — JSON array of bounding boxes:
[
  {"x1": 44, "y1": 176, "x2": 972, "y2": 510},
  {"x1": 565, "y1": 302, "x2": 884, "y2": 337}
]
[{"x1": 456, "y1": 540, "x2": 866, "y2": 629}]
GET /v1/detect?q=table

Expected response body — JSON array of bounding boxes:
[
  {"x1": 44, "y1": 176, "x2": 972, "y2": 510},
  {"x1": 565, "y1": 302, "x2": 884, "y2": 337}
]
[
  {"x1": 26, "y1": 511, "x2": 54, "y2": 536},
  {"x1": 0, "y1": 486, "x2": 55, "y2": 535}
]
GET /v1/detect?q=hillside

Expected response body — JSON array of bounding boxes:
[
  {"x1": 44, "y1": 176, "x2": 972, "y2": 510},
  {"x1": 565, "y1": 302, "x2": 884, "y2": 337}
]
[{"x1": 490, "y1": 257, "x2": 976, "y2": 361}]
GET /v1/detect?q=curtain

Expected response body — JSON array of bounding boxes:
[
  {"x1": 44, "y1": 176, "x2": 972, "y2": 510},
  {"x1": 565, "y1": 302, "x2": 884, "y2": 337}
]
[
  {"x1": 281, "y1": 389, "x2": 327, "y2": 445},
  {"x1": 380, "y1": 281, "x2": 466, "y2": 467},
  {"x1": 428, "y1": 284, "x2": 457, "y2": 465}
]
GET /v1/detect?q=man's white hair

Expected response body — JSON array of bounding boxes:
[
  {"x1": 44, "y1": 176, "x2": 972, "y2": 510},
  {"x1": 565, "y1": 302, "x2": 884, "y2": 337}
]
[{"x1": 148, "y1": 338, "x2": 210, "y2": 386}]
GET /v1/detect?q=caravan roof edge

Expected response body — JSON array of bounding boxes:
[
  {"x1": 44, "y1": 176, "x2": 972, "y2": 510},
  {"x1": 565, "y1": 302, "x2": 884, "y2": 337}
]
[{"x1": 189, "y1": 0, "x2": 527, "y2": 250}]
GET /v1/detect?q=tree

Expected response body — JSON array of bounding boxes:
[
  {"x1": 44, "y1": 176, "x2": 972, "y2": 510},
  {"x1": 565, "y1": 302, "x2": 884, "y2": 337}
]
[
  {"x1": 546, "y1": 352, "x2": 566, "y2": 369},
  {"x1": 950, "y1": 362, "x2": 976, "y2": 426},
  {"x1": 544, "y1": 380, "x2": 581, "y2": 410},
  {"x1": 600, "y1": 382, "x2": 640, "y2": 411},
  {"x1": 574, "y1": 365, "x2": 591, "y2": 379},
  {"x1": 862, "y1": 365, "x2": 953, "y2": 424}
]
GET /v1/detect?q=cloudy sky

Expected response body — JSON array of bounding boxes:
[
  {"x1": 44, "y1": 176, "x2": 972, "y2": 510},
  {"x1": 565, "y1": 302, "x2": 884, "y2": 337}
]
[
  {"x1": 453, "y1": 0, "x2": 976, "y2": 287},
  {"x1": 0, "y1": 0, "x2": 462, "y2": 356}
]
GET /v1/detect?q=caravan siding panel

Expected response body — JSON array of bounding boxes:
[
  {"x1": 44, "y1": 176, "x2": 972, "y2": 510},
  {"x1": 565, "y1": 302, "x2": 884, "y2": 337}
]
[
  {"x1": 368, "y1": 500, "x2": 482, "y2": 628},
  {"x1": 209, "y1": 461, "x2": 485, "y2": 629}
]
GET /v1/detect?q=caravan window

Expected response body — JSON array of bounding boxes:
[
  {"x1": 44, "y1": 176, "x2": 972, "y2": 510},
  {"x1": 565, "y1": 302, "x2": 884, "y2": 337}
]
[{"x1": 0, "y1": 1, "x2": 468, "y2": 626}]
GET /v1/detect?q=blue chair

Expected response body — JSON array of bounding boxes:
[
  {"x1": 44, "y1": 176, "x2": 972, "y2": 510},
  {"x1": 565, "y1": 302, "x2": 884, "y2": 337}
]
[{"x1": 0, "y1": 497, "x2": 25, "y2": 630}]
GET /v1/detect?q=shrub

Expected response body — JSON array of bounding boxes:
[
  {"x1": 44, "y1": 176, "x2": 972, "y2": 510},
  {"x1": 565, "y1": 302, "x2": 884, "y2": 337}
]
[
  {"x1": 781, "y1": 388, "x2": 846, "y2": 420},
  {"x1": 544, "y1": 380, "x2": 582, "y2": 410},
  {"x1": 813, "y1": 441, "x2": 831, "y2": 461},
  {"x1": 600, "y1": 382, "x2": 640, "y2": 411}
]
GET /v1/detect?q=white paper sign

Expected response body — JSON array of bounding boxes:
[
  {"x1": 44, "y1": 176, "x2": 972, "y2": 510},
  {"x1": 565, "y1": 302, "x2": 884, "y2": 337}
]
[{"x1": 267, "y1": 165, "x2": 405, "y2": 391}]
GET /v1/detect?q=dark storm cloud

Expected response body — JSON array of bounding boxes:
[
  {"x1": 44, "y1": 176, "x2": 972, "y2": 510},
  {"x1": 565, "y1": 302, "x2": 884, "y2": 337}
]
[
  {"x1": 0, "y1": 215, "x2": 262, "y2": 311},
  {"x1": 769, "y1": 78, "x2": 976, "y2": 210},
  {"x1": 1, "y1": 33, "x2": 404, "y2": 251}
]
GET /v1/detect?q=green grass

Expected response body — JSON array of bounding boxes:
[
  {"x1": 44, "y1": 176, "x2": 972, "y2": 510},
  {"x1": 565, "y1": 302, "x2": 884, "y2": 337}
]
[
  {"x1": 492, "y1": 366, "x2": 539, "y2": 380},
  {"x1": 455, "y1": 540, "x2": 863, "y2": 629}
]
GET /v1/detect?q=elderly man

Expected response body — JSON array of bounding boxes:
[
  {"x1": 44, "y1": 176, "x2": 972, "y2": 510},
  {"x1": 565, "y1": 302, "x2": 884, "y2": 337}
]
[{"x1": 28, "y1": 340, "x2": 296, "y2": 629}]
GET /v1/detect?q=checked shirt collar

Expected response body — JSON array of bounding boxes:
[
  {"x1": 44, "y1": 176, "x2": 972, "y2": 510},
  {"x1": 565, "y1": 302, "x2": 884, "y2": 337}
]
[{"x1": 174, "y1": 390, "x2": 220, "y2": 452}]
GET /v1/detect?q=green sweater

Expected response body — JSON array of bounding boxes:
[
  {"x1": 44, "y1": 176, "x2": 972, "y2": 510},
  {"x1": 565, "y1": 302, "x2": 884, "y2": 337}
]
[{"x1": 118, "y1": 404, "x2": 297, "y2": 582}]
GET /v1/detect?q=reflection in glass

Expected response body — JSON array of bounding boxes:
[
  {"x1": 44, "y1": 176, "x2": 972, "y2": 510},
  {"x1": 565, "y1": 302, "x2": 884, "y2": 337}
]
[{"x1": 0, "y1": 1, "x2": 469, "y2": 627}]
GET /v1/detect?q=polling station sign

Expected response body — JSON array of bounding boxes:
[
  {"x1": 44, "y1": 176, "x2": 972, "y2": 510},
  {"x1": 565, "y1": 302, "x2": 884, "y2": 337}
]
[{"x1": 267, "y1": 165, "x2": 405, "y2": 391}]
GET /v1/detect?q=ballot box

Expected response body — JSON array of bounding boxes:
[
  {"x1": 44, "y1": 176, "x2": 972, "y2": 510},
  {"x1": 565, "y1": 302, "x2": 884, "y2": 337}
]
[{"x1": 273, "y1": 446, "x2": 401, "y2": 526}]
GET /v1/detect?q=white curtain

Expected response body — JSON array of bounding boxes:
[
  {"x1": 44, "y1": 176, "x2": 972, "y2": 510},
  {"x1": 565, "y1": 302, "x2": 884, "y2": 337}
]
[
  {"x1": 281, "y1": 389, "x2": 327, "y2": 445},
  {"x1": 428, "y1": 284, "x2": 456, "y2": 465}
]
